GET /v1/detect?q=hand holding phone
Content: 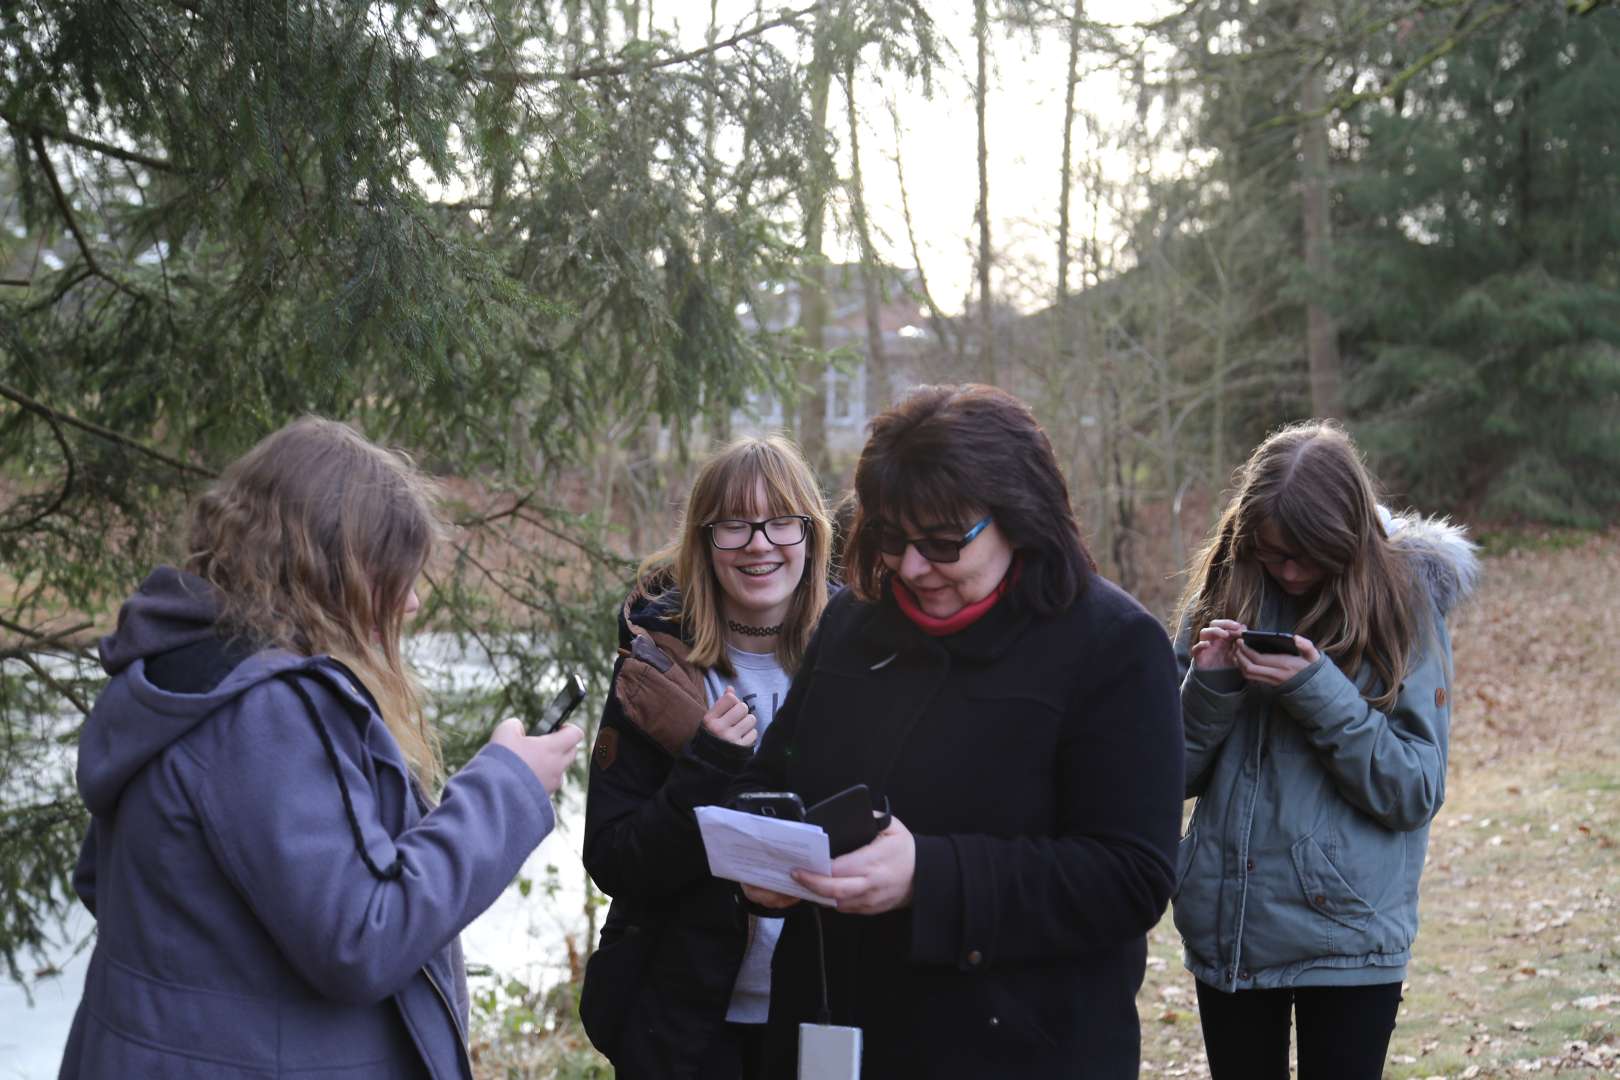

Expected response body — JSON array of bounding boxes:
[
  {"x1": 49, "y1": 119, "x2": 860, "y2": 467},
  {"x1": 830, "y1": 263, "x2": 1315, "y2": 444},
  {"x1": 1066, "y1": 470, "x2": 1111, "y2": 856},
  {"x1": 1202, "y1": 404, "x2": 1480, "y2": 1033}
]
[
  {"x1": 489, "y1": 717, "x2": 584, "y2": 795},
  {"x1": 1191, "y1": 619, "x2": 1245, "y2": 670},
  {"x1": 529, "y1": 673, "x2": 586, "y2": 736}
]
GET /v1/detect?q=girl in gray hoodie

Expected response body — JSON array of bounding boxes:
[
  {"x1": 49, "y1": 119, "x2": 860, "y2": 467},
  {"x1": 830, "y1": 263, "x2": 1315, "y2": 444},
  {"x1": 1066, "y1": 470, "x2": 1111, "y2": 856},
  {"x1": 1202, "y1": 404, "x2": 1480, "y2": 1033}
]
[{"x1": 1172, "y1": 420, "x2": 1479, "y2": 1080}]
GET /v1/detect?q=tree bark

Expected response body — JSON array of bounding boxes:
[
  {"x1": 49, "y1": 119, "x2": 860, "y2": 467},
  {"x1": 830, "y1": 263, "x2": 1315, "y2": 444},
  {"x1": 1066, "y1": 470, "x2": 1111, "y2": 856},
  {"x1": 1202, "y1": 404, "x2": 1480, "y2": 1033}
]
[
  {"x1": 846, "y1": 59, "x2": 891, "y2": 422},
  {"x1": 1300, "y1": 15, "x2": 1343, "y2": 419},
  {"x1": 796, "y1": 0, "x2": 836, "y2": 476},
  {"x1": 974, "y1": 0, "x2": 994, "y2": 384}
]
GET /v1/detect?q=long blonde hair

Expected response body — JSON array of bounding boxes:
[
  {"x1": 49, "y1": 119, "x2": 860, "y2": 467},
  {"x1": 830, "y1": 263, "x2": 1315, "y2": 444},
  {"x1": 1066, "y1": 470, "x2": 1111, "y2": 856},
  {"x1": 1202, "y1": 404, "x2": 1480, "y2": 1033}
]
[
  {"x1": 638, "y1": 436, "x2": 832, "y2": 677},
  {"x1": 1175, "y1": 421, "x2": 1429, "y2": 713},
  {"x1": 186, "y1": 417, "x2": 446, "y2": 788}
]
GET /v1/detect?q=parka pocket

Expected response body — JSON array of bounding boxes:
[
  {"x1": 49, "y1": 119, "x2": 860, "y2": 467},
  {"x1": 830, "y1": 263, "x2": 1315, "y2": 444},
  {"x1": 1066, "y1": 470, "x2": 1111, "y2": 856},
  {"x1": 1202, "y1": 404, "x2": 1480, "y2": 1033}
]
[
  {"x1": 1291, "y1": 834, "x2": 1376, "y2": 933},
  {"x1": 1173, "y1": 824, "x2": 1198, "y2": 897}
]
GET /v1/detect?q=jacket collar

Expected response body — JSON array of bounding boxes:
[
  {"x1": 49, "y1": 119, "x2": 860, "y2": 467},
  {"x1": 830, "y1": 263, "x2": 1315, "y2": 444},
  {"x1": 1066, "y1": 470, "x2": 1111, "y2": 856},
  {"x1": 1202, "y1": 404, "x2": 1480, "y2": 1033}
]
[{"x1": 857, "y1": 576, "x2": 1036, "y2": 667}]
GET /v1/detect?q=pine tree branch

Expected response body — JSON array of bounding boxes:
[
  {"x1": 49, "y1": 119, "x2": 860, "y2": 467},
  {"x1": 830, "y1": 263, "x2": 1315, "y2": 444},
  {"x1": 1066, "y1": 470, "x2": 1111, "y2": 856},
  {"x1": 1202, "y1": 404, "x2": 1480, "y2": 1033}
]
[
  {"x1": 0, "y1": 382, "x2": 217, "y2": 480},
  {"x1": 485, "y1": 2, "x2": 818, "y2": 84},
  {"x1": 1250, "y1": 0, "x2": 1519, "y2": 132},
  {"x1": 1, "y1": 112, "x2": 177, "y2": 173},
  {"x1": 1, "y1": 279, "x2": 31, "y2": 288},
  {"x1": 30, "y1": 134, "x2": 145, "y2": 302},
  {"x1": 15, "y1": 652, "x2": 91, "y2": 716},
  {"x1": 0, "y1": 402, "x2": 75, "y2": 534},
  {"x1": 0, "y1": 619, "x2": 96, "y2": 662}
]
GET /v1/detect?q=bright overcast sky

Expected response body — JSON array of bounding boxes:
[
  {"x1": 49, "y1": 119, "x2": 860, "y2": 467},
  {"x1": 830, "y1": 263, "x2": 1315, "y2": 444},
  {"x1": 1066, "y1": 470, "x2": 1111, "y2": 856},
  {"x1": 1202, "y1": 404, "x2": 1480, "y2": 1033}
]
[{"x1": 671, "y1": 0, "x2": 1179, "y2": 314}]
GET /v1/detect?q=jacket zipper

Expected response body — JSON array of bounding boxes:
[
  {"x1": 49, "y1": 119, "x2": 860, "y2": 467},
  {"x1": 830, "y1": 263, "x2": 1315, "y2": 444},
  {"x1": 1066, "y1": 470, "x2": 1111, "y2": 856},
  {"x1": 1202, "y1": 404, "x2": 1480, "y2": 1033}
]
[
  {"x1": 423, "y1": 965, "x2": 475, "y2": 1080},
  {"x1": 1228, "y1": 706, "x2": 1267, "y2": 991}
]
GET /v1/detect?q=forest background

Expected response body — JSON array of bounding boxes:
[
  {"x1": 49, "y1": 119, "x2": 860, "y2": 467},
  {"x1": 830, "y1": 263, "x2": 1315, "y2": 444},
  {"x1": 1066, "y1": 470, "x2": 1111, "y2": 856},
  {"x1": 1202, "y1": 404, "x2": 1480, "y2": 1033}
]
[{"x1": 3, "y1": 0, "x2": 1618, "y2": 1076}]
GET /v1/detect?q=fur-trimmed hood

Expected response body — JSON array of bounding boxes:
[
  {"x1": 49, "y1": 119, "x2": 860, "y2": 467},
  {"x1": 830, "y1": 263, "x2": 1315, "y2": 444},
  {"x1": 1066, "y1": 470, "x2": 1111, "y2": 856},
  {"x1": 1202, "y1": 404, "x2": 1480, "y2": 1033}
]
[{"x1": 1381, "y1": 507, "x2": 1482, "y2": 617}]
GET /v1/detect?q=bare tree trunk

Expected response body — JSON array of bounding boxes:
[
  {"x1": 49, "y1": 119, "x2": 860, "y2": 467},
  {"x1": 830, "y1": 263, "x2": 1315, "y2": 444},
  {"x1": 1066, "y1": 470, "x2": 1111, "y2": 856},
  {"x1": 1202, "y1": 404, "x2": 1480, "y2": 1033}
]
[
  {"x1": 796, "y1": 0, "x2": 836, "y2": 476},
  {"x1": 1300, "y1": 17, "x2": 1342, "y2": 419},
  {"x1": 845, "y1": 60, "x2": 891, "y2": 422},
  {"x1": 1056, "y1": 0, "x2": 1084, "y2": 312},
  {"x1": 973, "y1": 0, "x2": 994, "y2": 384},
  {"x1": 702, "y1": 0, "x2": 732, "y2": 444},
  {"x1": 890, "y1": 101, "x2": 959, "y2": 365}
]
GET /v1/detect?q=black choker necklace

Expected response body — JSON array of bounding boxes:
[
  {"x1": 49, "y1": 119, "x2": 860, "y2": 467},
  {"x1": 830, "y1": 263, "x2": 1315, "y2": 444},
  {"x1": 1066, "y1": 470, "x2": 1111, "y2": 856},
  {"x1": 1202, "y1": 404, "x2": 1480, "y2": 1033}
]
[{"x1": 727, "y1": 619, "x2": 783, "y2": 638}]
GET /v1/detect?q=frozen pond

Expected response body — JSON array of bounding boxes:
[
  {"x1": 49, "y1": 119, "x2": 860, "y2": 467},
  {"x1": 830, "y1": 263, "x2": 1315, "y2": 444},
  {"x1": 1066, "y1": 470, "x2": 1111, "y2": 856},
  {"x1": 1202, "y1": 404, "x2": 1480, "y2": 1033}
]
[{"x1": 0, "y1": 636, "x2": 596, "y2": 1079}]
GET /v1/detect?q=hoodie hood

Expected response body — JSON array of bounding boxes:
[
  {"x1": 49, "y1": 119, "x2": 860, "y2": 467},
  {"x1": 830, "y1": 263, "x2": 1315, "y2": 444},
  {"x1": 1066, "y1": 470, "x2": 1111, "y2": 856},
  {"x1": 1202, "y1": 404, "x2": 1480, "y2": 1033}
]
[
  {"x1": 79, "y1": 567, "x2": 320, "y2": 814},
  {"x1": 98, "y1": 566, "x2": 224, "y2": 675},
  {"x1": 1382, "y1": 507, "x2": 1482, "y2": 617}
]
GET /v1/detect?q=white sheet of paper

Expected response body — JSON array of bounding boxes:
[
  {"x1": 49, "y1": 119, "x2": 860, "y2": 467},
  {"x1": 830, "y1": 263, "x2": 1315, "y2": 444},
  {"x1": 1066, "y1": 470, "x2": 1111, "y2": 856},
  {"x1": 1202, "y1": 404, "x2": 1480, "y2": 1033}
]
[{"x1": 695, "y1": 805, "x2": 835, "y2": 906}]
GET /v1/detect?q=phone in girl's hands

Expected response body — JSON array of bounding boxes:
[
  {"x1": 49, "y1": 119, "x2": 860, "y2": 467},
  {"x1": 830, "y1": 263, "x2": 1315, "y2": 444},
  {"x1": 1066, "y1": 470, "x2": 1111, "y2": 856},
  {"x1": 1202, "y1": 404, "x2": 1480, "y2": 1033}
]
[
  {"x1": 530, "y1": 674, "x2": 586, "y2": 735},
  {"x1": 1240, "y1": 630, "x2": 1300, "y2": 656}
]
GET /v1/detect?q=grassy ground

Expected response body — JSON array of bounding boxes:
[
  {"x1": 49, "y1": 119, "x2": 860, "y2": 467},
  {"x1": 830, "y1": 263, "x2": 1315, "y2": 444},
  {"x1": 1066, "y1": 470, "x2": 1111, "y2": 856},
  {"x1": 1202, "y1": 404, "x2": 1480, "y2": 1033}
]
[{"x1": 1141, "y1": 530, "x2": 1620, "y2": 1078}]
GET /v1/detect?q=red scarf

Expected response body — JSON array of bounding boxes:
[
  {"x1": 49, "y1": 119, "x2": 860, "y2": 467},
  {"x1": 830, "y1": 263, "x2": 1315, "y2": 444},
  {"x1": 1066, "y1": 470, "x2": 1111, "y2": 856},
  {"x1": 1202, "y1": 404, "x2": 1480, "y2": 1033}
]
[{"x1": 892, "y1": 558, "x2": 1021, "y2": 637}]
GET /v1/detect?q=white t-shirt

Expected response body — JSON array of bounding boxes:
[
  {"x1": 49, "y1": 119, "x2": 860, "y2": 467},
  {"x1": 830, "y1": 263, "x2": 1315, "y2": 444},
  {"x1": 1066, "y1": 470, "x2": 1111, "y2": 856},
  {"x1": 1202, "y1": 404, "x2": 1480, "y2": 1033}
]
[{"x1": 703, "y1": 644, "x2": 793, "y2": 1025}]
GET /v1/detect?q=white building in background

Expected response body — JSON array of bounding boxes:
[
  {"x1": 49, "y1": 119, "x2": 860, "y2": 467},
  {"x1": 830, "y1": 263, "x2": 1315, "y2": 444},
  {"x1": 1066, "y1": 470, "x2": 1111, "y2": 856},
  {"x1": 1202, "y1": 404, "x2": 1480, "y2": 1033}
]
[{"x1": 733, "y1": 264, "x2": 947, "y2": 453}]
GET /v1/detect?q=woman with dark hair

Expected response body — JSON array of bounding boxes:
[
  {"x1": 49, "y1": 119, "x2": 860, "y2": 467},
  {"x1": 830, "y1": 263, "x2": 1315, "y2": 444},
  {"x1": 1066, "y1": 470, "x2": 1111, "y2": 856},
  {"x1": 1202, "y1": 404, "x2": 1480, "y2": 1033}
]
[
  {"x1": 59, "y1": 417, "x2": 581, "y2": 1079},
  {"x1": 734, "y1": 384, "x2": 1184, "y2": 1078}
]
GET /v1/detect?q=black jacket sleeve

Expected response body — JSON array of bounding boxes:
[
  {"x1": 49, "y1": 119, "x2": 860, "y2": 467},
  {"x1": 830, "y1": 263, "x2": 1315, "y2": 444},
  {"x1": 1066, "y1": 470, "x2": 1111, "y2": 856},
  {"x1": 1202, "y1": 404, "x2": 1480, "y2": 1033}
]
[{"x1": 582, "y1": 657, "x2": 751, "y2": 902}]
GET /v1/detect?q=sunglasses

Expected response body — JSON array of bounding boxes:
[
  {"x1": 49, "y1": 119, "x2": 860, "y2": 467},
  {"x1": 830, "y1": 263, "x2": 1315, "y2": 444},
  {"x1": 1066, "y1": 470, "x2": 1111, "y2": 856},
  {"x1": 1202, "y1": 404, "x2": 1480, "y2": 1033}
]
[{"x1": 875, "y1": 515, "x2": 993, "y2": 564}]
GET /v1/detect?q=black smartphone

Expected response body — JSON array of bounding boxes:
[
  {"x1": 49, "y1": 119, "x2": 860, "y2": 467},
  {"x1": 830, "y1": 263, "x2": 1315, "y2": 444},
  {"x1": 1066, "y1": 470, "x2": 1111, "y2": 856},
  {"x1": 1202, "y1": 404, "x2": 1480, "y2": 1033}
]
[
  {"x1": 734, "y1": 791, "x2": 806, "y2": 821},
  {"x1": 529, "y1": 673, "x2": 586, "y2": 736},
  {"x1": 806, "y1": 784, "x2": 891, "y2": 858},
  {"x1": 1240, "y1": 629, "x2": 1300, "y2": 656}
]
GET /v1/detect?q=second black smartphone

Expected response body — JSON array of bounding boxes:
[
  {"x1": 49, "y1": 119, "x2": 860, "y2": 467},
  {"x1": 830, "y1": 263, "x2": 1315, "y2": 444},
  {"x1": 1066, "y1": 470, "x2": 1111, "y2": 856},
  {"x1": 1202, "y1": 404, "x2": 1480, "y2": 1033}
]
[
  {"x1": 530, "y1": 673, "x2": 586, "y2": 736},
  {"x1": 734, "y1": 791, "x2": 807, "y2": 821},
  {"x1": 1240, "y1": 629, "x2": 1300, "y2": 656}
]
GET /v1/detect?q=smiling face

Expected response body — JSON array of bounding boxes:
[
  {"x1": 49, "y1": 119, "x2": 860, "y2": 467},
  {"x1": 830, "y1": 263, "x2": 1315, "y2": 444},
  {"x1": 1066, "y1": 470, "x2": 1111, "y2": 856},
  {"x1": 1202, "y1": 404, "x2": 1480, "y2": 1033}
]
[
  {"x1": 880, "y1": 513, "x2": 1015, "y2": 619},
  {"x1": 1253, "y1": 518, "x2": 1327, "y2": 597},
  {"x1": 709, "y1": 480, "x2": 808, "y2": 628}
]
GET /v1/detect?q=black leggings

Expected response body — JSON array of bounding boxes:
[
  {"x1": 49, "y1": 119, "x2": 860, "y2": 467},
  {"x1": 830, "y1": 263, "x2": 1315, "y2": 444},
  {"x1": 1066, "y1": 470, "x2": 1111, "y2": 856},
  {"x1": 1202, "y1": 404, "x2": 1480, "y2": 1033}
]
[{"x1": 1194, "y1": 979, "x2": 1403, "y2": 1080}]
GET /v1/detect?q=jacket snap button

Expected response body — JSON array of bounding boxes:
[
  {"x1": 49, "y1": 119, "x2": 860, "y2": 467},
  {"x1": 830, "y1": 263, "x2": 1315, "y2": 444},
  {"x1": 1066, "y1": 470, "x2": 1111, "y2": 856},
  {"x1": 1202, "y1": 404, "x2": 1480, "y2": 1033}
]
[
  {"x1": 966, "y1": 949, "x2": 983, "y2": 967},
  {"x1": 988, "y1": 1016, "x2": 1000, "y2": 1028},
  {"x1": 1239, "y1": 969, "x2": 1250, "y2": 980},
  {"x1": 1246, "y1": 858, "x2": 1255, "y2": 872},
  {"x1": 1314, "y1": 894, "x2": 1326, "y2": 906}
]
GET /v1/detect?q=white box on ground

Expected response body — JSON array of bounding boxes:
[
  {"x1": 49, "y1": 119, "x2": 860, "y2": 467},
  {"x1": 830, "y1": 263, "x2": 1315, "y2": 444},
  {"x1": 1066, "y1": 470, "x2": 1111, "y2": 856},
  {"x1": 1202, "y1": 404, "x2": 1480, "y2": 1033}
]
[{"x1": 799, "y1": 1023, "x2": 862, "y2": 1080}]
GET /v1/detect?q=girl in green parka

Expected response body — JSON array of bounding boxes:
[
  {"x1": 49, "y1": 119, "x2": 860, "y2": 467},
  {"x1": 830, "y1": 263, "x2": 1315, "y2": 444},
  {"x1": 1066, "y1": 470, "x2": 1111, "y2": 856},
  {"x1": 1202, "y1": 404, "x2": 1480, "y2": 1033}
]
[{"x1": 1172, "y1": 420, "x2": 1479, "y2": 1080}]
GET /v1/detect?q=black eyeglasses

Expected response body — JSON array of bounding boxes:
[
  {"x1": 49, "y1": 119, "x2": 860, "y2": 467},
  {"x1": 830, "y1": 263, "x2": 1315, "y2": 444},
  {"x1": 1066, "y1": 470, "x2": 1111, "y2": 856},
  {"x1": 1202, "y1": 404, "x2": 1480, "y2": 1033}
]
[
  {"x1": 705, "y1": 515, "x2": 810, "y2": 550},
  {"x1": 875, "y1": 515, "x2": 992, "y2": 564}
]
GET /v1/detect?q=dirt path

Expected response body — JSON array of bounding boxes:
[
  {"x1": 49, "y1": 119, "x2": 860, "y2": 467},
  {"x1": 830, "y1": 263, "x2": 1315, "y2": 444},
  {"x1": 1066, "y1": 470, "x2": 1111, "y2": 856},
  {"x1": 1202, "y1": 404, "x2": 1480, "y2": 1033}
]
[{"x1": 1141, "y1": 532, "x2": 1620, "y2": 1078}]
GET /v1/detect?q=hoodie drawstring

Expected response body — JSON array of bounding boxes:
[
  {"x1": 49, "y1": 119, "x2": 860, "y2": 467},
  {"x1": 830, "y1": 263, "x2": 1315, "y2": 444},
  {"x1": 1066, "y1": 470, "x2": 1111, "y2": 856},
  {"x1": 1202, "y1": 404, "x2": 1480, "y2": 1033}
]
[{"x1": 276, "y1": 672, "x2": 405, "y2": 882}]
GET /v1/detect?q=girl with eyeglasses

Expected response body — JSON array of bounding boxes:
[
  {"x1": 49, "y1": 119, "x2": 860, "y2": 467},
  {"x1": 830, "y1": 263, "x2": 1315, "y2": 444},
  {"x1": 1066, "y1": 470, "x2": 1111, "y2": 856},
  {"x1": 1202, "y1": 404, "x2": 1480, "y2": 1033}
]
[
  {"x1": 579, "y1": 436, "x2": 832, "y2": 1079},
  {"x1": 732, "y1": 385, "x2": 1185, "y2": 1079},
  {"x1": 1172, "y1": 421, "x2": 1479, "y2": 1080}
]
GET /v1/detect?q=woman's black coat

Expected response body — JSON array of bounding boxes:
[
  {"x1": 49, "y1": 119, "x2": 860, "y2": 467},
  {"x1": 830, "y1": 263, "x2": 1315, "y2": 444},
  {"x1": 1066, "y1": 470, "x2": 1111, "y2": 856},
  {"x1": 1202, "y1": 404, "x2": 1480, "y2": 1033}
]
[
  {"x1": 736, "y1": 576, "x2": 1184, "y2": 1079},
  {"x1": 579, "y1": 592, "x2": 754, "y2": 1079}
]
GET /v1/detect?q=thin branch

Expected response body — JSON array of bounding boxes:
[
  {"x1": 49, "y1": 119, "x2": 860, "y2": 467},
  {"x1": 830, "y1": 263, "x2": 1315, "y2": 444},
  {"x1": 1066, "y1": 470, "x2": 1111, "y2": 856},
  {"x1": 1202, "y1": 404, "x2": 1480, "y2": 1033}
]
[
  {"x1": 1251, "y1": 1, "x2": 1519, "y2": 132},
  {"x1": 0, "y1": 382, "x2": 217, "y2": 479},
  {"x1": 0, "y1": 403, "x2": 75, "y2": 534},
  {"x1": 30, "y1": 134, "x2": 144, "y2": 301},
  {"x1": 0, "y1": 112, "x2": 178, "y2": 174},
  {"x1": 16, "y1": 653, "x2": 91, "y2": 717},
  {"x1": 486, "y1": 2, "x2": 818, "y2": 84},
  {"x1": 1, "y1": 278, "x2": 31, "y2": 288},
  {"x1": 454, "y1": 493, "x2": 535, "y2": 530}
]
